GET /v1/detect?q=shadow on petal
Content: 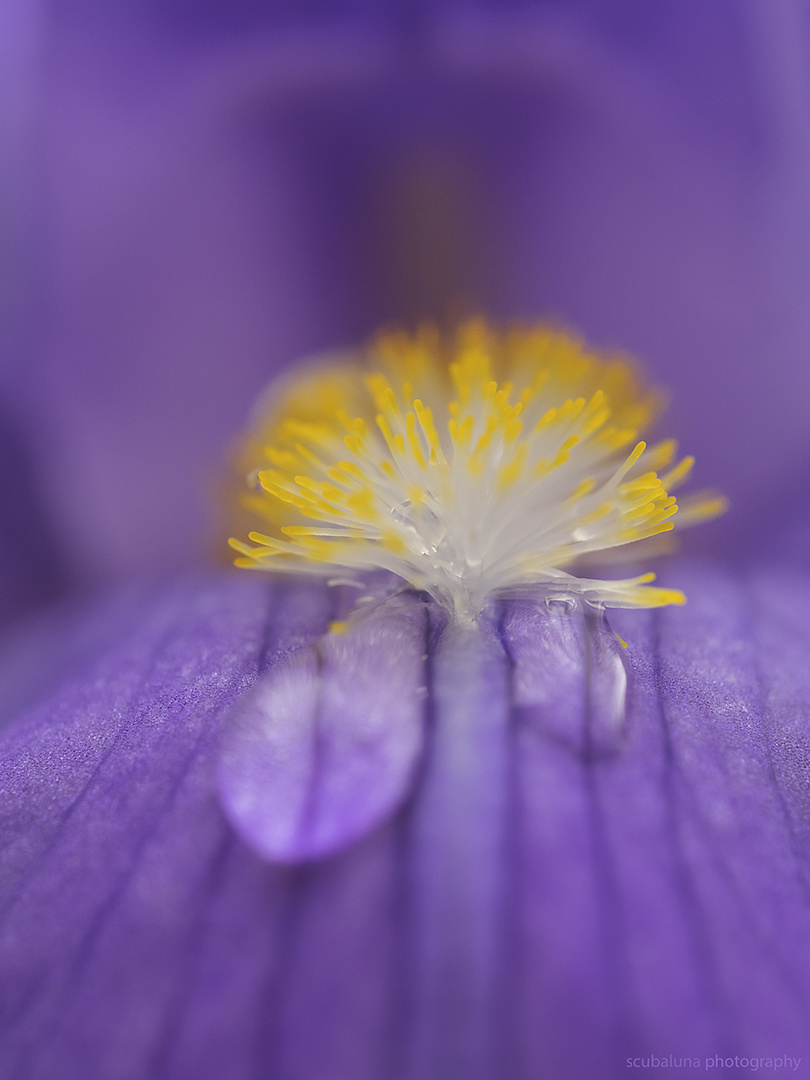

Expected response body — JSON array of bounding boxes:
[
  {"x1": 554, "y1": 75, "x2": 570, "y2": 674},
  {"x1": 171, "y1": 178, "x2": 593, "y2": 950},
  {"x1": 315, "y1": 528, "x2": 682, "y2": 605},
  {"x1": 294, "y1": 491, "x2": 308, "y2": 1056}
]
[{"x1": 502, "y1": 597, "x2": 628, "y2": 759}]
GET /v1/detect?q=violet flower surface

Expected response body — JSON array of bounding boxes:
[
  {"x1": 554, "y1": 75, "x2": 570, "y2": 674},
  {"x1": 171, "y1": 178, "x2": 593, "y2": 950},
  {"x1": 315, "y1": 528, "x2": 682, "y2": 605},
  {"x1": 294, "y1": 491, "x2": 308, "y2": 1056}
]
[
  {"x1": 2, "y1": 565, "x2": 810, "y2": 1079},
  {"x1": 2, "y1": 0, "x2": 810, "y2": 598},
  {"x1": 2, "y1": 3, "x2": 810, "y2": 1080}
]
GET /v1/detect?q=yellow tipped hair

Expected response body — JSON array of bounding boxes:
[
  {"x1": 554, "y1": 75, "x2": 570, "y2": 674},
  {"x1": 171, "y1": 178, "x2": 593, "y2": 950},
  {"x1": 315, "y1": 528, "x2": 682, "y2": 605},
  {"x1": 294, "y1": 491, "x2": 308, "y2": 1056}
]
[{"x1": 229, "y1": 321, "x2": 725, "y2": 621}]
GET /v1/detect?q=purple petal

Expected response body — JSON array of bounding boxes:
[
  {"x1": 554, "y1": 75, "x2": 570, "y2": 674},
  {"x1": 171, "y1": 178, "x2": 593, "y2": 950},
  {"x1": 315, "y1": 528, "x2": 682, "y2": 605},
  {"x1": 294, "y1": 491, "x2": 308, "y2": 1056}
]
[
  {"x1": 504, "y1": 562, "x2": 810, "y2": 1075},
  {"x1": 2, "y1": 566, "x2": 810, "y2": 1078},
  {"x1": 0, "y1": 574, "x2": 333, "y2": 1080},
  {"x1": 217, "y1": 593, "x2": 429, "y2": 862},
  {"x1": 0, "y1": 407, "x2": 67, "y2": 627},
  {"x1": 405, "y1": 620, "x2": 511, "y2": 1080},
  {"x1": 750, "y1": 567, "x2": 810, "y2": 825}
]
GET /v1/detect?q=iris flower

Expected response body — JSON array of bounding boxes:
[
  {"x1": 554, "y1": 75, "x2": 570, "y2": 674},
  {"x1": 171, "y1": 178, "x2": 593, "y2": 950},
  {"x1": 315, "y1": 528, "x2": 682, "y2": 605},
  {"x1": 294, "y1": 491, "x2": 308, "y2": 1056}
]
[{"x1": 2, "y1": 4, "x2": 810, "y2": 1080}]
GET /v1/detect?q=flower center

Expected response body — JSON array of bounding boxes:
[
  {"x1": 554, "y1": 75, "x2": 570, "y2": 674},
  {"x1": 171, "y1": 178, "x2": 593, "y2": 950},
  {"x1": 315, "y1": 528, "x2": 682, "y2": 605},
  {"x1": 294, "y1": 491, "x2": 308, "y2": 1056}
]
[{"x1": 229, "y1": 322, "x2": 726, "y2": 620}]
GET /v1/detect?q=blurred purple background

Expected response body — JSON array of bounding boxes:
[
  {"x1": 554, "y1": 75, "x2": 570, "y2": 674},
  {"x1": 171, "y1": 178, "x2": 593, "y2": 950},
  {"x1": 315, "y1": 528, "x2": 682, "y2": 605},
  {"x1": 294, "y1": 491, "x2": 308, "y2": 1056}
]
[{"x1": 2, "y1": 0, "x2": 810, "y2": 618}]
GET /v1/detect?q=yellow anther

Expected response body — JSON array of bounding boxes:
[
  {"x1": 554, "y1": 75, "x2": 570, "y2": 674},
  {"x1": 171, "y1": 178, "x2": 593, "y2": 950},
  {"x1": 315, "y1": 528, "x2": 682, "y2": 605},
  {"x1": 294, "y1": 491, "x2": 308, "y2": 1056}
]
[
  {"x1": 328, "y1": 460, "x2": 363, "y2": 483},
  {"x1": 405, "y1": 412, "x2": 428, "y2": 469},
  {"x1": 380, "y1": 531, "x2": 407, "y2": 554},
  {"x1": 247, "y1": 531, "x2": 281, "y2": 547},
  {"x1": 675, "y1": 494, "x2": 729, "y2": 525},
  {"x1": 566, "y1": 477, "x2": 596, "y2": 503},
  {"x1": 257, "y1": 477, "x2": 296, "y2": 503},
  {"x1": 645, "y1": 438, "x2": 677, "y2": 469},
  {"x1": 611, "y1": 441, "x2": 647, "y2": 486},
  {"x1": 498, "y1": 442, "x2": 529, "y2": 489},
  {"x1": 282, "y1": 419, "x2": 330, "y2": 443},
  {"x1": 504, "y1": 416, "x2": 523, "y2": 444},
  {"x1": 375, "y1": 414, "x2": 401, "y2": 457},
  {"x1": 265, "y1": 447, "x2": 298, "y2": 468},
  {"x1": 449, "y1": 415, "x2": 474, "y2": 448},
  {"x1": 300, "y1": 538, "x2": 335, "y2": 561},
  {"x1": 558, "y1": 397, "x2": 586, "y2": 423},
  {"x1": 413, "y1": 400, "x2": 444, "y2": 463},
  {"x1": 661, "y1": 455, "x2": 695, "y2": 489},
  {"x1": 619, "y1": 478, "x2": 661, "y2": 498},
  {"x1": 347, "y1": 488, "x2": 377, "y2": 517},
  {"x1": 383, "y1": 385, "x2": 401, "y2": 417},
  {"x1": 578, "y1": 501, "x2": 614, "y2": 525},
  {"x1": 319, "y1": 483, "x2": 346, "y2": 503},
  {"x1": 473, "y1": 416, "x2": 498, "y2": 456},
  {"x1": 581, "y1": 408, "x2": 611, "y2": 437},
  {"x1": 600, "y1": 426, "x2": 637, "y2": 450}
]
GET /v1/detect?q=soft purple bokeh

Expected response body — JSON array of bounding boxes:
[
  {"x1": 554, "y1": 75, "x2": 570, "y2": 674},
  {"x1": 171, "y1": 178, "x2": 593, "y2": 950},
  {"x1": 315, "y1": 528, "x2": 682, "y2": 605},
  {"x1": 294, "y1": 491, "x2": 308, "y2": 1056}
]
[{"x1": 2, "y1": 0, "x2": 810, "y2": 612}]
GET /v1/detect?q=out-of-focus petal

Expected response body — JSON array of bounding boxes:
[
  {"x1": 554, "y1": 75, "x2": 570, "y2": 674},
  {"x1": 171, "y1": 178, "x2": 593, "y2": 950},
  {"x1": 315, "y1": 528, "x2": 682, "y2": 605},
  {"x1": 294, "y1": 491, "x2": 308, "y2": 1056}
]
[
  {"x1": 0, "y1": 406, "x2": 67, "y2": 628},
  {"x1": 23, "y1": 19, "x2": 402, "y2": 588},
  {"x1": 445, "y1": 5, "x2": 810, "y2": 553},
  {"x1": 6, "y1": 3, "x2": 807, "y2": 588},
  {"x1": 217, "y1": 593, "x2": 429, "y2": 862}
]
